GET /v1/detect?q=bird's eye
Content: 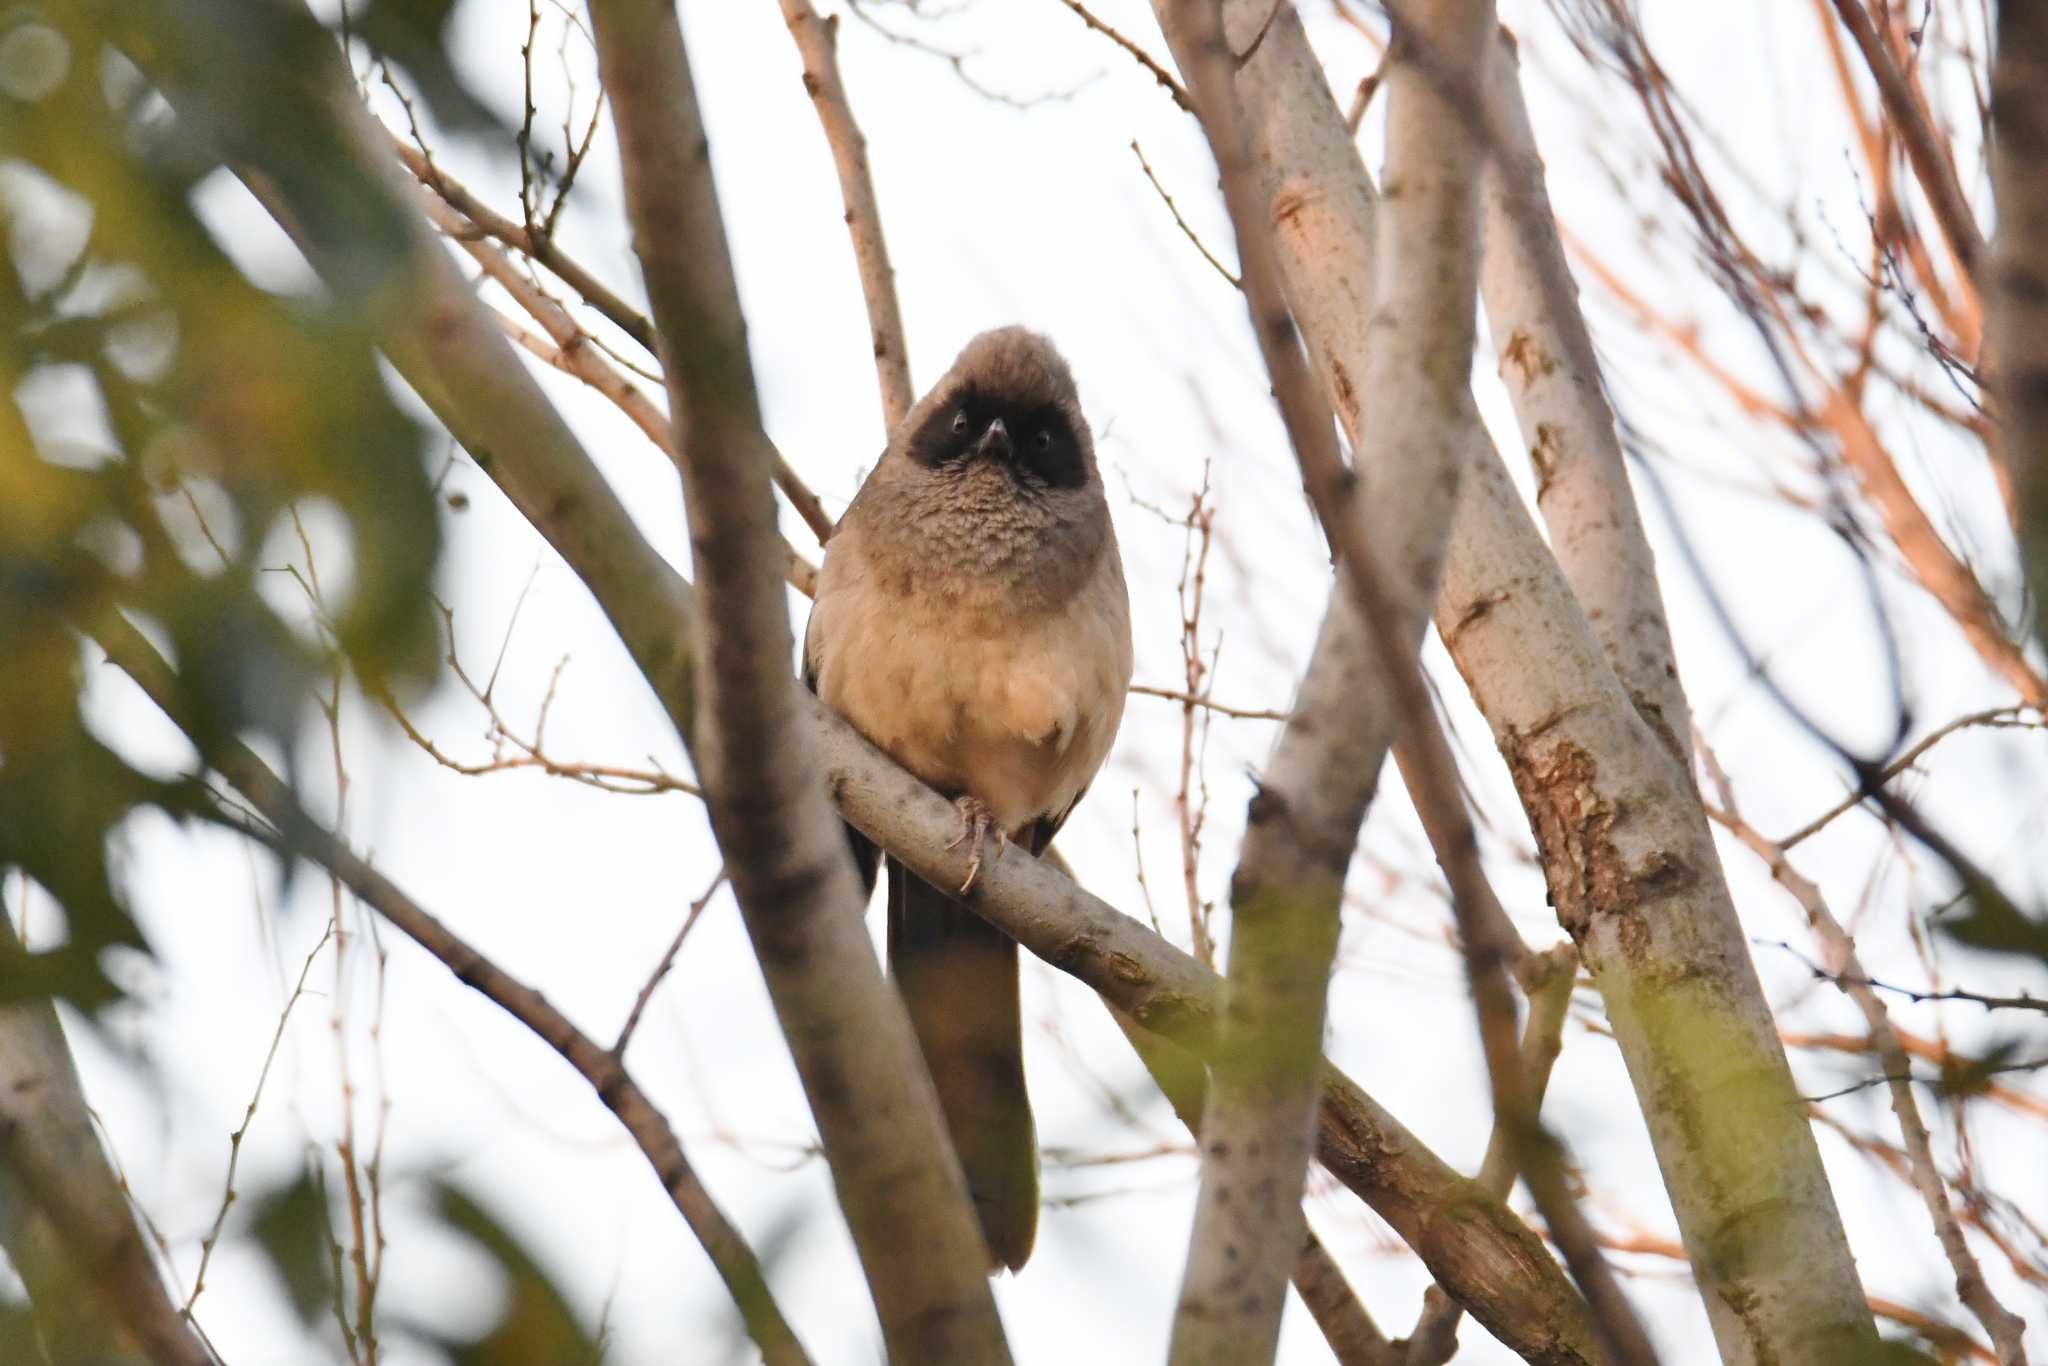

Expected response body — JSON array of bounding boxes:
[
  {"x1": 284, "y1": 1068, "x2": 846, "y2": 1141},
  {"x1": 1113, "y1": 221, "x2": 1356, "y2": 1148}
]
[
  {"x1": 951, "y1": 410, "x2": 969, "y2": 435},
  {"x1": 1034, "y1": 429, "x2": 1053, "y2": 451}
]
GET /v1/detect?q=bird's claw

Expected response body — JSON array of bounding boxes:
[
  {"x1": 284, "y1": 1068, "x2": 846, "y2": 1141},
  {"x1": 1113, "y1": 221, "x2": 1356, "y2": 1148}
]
[{"x1": 944, "y1": 796, "x2": 1008, "y2": 894}]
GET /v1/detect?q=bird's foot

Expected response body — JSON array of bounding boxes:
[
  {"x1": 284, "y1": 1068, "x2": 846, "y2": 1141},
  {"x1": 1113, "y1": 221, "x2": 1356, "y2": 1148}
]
[{"x1": 943, "y1": 796, "x2": 1008, "y2": 895}]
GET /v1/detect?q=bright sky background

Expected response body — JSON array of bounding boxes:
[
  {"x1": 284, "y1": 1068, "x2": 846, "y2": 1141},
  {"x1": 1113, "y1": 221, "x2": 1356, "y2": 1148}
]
[{"x1": 11, "y1": 0, "x2": 2047, "y2": 1362}]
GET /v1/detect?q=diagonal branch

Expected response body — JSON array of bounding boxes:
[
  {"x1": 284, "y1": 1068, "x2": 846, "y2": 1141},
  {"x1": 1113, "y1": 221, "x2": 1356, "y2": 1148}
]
[
  {"x1": 0, "y1": 916, "x2": 211, "y2": 1366},
  {"x1": 403, "y1": 155, "x2": 837, "y2": 546},
  {"x1": 1210, "y1": 5, "x2": 1880, "y2": 1360},
  {"x1": 1477, "y1": 28, "x2": 1695, "y2": 767},
  {"x1": 583, "y1": 2, "x2": 1010, "y2": 1359},
  {"x1": 85, "y1": 613, "x2": 812, "y2": 1366},
  {"x1": 1826, "y1": 0, "x2": 1986, "y2": 299}
]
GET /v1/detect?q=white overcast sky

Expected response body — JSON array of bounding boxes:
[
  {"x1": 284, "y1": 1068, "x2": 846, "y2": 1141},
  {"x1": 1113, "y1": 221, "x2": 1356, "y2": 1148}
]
[{"x1": 11, "y1": 0, "x2": 2047, "y2": 1362}]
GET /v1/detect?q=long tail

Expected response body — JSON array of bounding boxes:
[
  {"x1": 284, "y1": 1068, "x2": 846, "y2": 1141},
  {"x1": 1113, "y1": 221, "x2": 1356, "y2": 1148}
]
[{"x1": 886, "y1": 854, "x2": 1038, "y2": 1272}]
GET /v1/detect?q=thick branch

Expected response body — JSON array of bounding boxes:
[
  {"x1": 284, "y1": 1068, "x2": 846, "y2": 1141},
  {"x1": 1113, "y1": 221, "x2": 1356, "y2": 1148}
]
[
  {"x1": 87, "y1": 615, "x2": 811, "y2": 1366},
  {"x1": 1700, "y1": 745, "x2": 2029, "y2": 1364},
  {"x1": 1211, "y1": 7, "x2": 1880, "y2": 1362},
  {"x1": 1476, "y1": 30, "x2": 1695, "y2": 766},
  {"x1": 585, "y1": 2, "x2": 1008, "y2": 1359},
  {"x1": 776, "y1": 0, "x2": 915, "y2": 432},
  {"x1": 0, "y1": 918, "x2": 208, "y2": 1366},
  {"x1": 1110, "y1": 1007, "x2": 1399, "y2": 1366},
  {"x1": 1162, "y1": 0, "x2": 1435, "y2": 1356}
]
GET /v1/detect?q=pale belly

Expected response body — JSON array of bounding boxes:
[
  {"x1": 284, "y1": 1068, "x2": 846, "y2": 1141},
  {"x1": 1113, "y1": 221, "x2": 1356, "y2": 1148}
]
[{"x1": 812, "y1": 594, "x2": 1130, "y2": 835}]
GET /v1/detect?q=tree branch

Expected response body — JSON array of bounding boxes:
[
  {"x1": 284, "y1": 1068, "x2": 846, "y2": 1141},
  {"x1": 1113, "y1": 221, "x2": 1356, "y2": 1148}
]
[
  {"x1": 1477, "y1": 28, "x2": 1695, "y2": 768},
  {"x1": 1826, "y1": 0, "x2": 1986, "y2": 297},
  {"x1": 1109, "y1": 1006, "x2": 1399, "y2": 1366},
  {"x1": 776, "y1": 0, "x2": 915, "y2": 433},
  {"x1": 1700, "y1": 740, "x2": 2029, "y2": 1364},
  {"x1": 85, "y1": 613, "x2": 812, "y2": 1366},
  {"x1": 0, "y1": 918, "x2": 210, "y2": 1366},
  {"x1": 1204, "y1": 4, "x2": 1880, "y2": 1359},
  {"x1": 584, "y1": 2, "x2": 1009, "y2": 1358}
]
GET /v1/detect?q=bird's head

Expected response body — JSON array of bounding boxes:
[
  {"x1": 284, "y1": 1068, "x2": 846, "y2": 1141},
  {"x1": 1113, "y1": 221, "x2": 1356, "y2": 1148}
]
[{"x1": 899, "y1": 327, "x2": 1094, "y2": 493}]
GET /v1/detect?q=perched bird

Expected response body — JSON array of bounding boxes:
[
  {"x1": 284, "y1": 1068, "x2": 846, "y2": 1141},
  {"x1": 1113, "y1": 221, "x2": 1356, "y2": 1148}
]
[{"x1": 803, "y1": 327, "x2": 1133, "y2": 1272}]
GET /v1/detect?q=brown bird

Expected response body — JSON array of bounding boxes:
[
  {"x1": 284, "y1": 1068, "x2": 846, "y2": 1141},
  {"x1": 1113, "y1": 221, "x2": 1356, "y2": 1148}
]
[{"x1": 803, "y1": 327, "x2": 1132, "y2": 1271}]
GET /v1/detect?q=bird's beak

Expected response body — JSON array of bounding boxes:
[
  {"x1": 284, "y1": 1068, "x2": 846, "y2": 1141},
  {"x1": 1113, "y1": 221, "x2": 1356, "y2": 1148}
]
[{"x1": 974, "y1": 417, "x2": 1011, "y2": 461}]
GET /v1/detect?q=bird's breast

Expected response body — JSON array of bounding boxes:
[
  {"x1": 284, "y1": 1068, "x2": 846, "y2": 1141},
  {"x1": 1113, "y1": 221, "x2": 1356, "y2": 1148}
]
[{"x1": 810, "y1": 554, "x2": 1131, "y2": 835}]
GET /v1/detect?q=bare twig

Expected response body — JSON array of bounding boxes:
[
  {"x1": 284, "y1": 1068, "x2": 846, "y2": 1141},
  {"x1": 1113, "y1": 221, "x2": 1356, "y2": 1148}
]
[
  {"x1": 419, "y1": 188, "x2": 836, "y2": 548},
  {"x1": 614, "y1": 868, "x2": 726, "y2": 1057},
  {"x1": 1702, "y1": 738, "x2": 2029, "y2": 1363},
  {"x1": 1130, "y1": 684, "x2": 1288, "y2": 721},
  {"x1": 1056, "y1": 0, "x2": 1195, "y2": 110},
  {"x1": 1132, "y1": 140, "x2": 1242, "y2": 290},
  {"x1": 389, "y1": 133, "x2": 657, "y2": 355},
  {"x1": 777, "y1": 0, "x2": 916, "y2": 431},
  {"x1": 184, "y1": 924, "x2": 334, "y2": 1317},
  {"x1": 1827, "y1": 0, "x2": 1987, "y2": 296},
  {"x1": 91, "y1": 614, "x2": 813, "y2": 1366},
  {"x1": 1778, "y1": 706, "x2": 2041, "y2": 849}
]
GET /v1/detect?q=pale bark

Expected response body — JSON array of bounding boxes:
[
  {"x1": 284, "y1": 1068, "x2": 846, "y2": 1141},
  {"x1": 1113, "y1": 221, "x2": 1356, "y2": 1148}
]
[
  {"x1": 1476, "y1": 32, "x2": 1694, "y2": 765},
  {"x1": 584, "y1": 3, "x2": 1009, "y2": 1358},
  {"x1": 1211, "y1": 8, "x2": 1880, "y2": 1361},
  {"x1": 1161, "y1": 0, "x2": 1440, "y2": 1356},
  {"x1": 1990, "y1": 0, "x2": 2048, "y2": 646},
  {"x1": 0, "y1": 920, "x2": 209, "y2": 1366},
  {"x1": 1109, "y1": 1006, "x2": 1399, "y2": 1366},
  {"x1": 775, "y1": 0, "x2": 915, "y2": 432}
]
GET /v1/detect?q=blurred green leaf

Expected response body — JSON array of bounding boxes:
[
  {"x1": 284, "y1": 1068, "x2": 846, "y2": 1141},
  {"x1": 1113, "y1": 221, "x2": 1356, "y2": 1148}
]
[
  {"x1": 432, "y1": 1184, "x2": 603, "y2": 1366},
  {"x1": 1941, "y1": 895, "x2": 2048, "y2": 963},
  {"x1": 2, "y1": 0, "x2": 447, "y2": 1009},
  {"x1": 350, "y1": 0, "x2": 508, "y2": 137},
  {"x1": 249, "y1": 1173, "x2": 336, "y2": 1326}
]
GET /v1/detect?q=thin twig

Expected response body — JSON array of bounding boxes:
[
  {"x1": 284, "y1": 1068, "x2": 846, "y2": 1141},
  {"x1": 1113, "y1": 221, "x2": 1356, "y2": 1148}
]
[
  {"x1": 1055, "y1": 0, "x2": 1195, "y2": 110},
  {"x1": 614, "y1": 869, "x2": 727, "y2": 1056},
  {"x1": 1702, "y1": 738, "x2": 2030, "y2": 1363},
  {"x1": 1131, "y1": 140, "x2": 1242, "y2": 290},
  {"x1": 1129, "y1": 683, "x2": 1288, "y2": 721},
  {"x1": 183, "y1": 924, "x2": 334, "y2": 1318},
  {"x1": 1778, "y1": 705, "x2": 2039, "y2": 849},
  {"x1": 91, "y1": 615, "x2": 815, "y2": 1366},
  {"x1": 778, "y1": 0, "x2": 916, "y2": 432}
]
